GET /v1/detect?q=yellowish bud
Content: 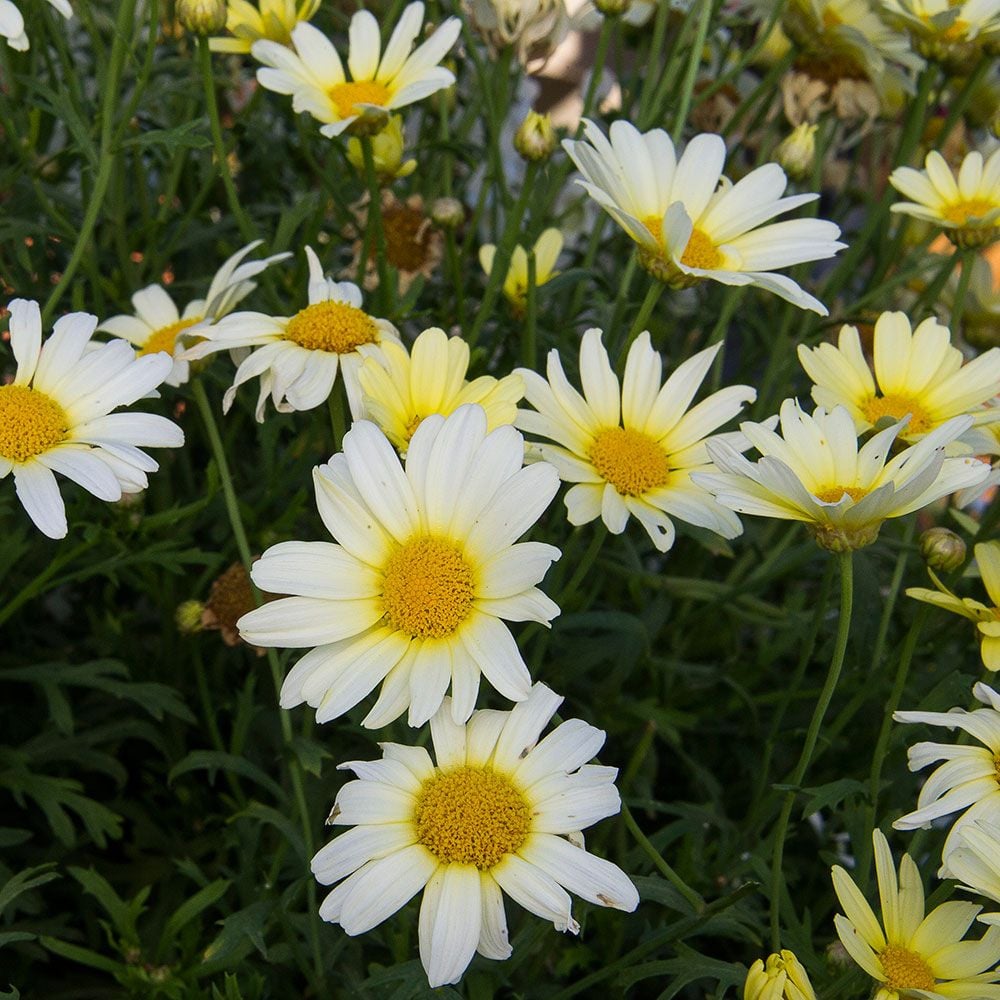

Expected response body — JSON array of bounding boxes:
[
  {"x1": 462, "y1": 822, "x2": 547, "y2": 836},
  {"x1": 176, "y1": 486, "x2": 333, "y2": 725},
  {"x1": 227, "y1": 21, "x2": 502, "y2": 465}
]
[
  {"x1": 175, "y1": 600, "x2": 207, "y2": 635},
  {"x1": 744, "y1": 950, "x2": 817, "y2": 1000},
  {"x1": 177, "y1": 0, "x2": 227, "y2": 34},
  {"x1": 514, "y1": 111, "x2": 557, "y2": 163},
  {"x1": 346, "y1": 116, "x2": 417, "y2": 182},
  {"x1": 775, "y1": 123, "x2": 818, "y2": 181},
  {"x1": 430, "y1": 196, "x2": 465, "y2": 229},
  {"x1": 920, "y1": 526, "x2": 967, "y2": 573},
  {"x1": 594, "y1": 0, "x2": 630, "y2": 14}
]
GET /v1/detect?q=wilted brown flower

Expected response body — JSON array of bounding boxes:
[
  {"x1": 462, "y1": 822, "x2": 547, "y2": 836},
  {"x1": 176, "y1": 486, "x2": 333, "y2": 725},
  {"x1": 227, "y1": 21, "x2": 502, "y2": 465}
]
[{"x1": 201, "y1": 561, "x2": 272, "y2": 653}]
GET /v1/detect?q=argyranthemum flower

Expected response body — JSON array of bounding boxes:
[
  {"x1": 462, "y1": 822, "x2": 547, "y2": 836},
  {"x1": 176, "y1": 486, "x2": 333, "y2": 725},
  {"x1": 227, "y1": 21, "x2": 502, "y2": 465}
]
[
  {"x1": 882, "y1": 0, "x2": 1000, "y2": 60},
  {"x1": 252, "y1": 2, "x2": 461, "y2": 138},
  {"x1": 907, "y1": 540, "x2": 1000, "y2": 671},
  {"x1": 693, "y1": 400, "x2": 988, "y2": 551},
  {"x1": 98, "y1": 241, "x2": 289, "y2": 387},
  {"x1": 893, "y1": 682, "x2": 1000, "y2": 865},
  {"x1": 466, "y1": 0, "x2": 569, "y2": 66},
  {"x1": 0, "y1": 0, "x2": 71, "y2": 50},
  {"x1": 356, "y1": 327, "x2": 524, "y2": 454},
  {"x1": 479, "y1": 229, "x2": 563, "y2": 315},
  {"x1": 562, "y1": 120, "x2": 845, "y2": 314},
  {"x1": 947, "y1": 821, "x2": 1000, "y2": 921},
  {"x1": 744, "y1": 950, "x2": 817, "y2": 1000},
  {"x1": 238, "y1": 405, "x2": 561, "y2": 728},
  {"x1": 798, "y1": 312, "x2": 1000, "y2": 451},
  {"x1": 832, "y1": 829, "x2": 1000, "y2": 1000},
  {"x1": 310, "y1": 684, "x2": 638, "y2": 988},
  {"x1": 181, "y1": 246, "x2": 400, "y2": 420},
  {"x1": 515, "y1": 329, "x2": 753, "y2": 553},
  {"x1": 890, "y1": 148, "x2": 1000, "y2": 250},
  {"x1": 208, "y1": 0, "x2": 319, "y2": 53},
  {"x1": 0, "y1": 299, "x2": 183, "y2": 539}
]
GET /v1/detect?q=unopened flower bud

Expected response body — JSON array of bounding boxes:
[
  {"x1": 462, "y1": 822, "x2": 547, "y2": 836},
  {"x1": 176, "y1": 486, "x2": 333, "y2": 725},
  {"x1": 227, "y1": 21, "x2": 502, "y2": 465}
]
[
  {"x1": 347, "y1": 115, "x2": 417, "y2": 182},
  {"x1": 177, "y1": 0, "x2": 227, "y2": 34},
  {"x1": 744, "y1": 950, "x2": 817, "y2": 1000},
  {"x1": 430, "y1": 196, "x2": 465, "y2": 229},
  {"x1": 594, "y1": 0, "x2": 630, "y2": 14},
  {"x1": 775, "y1": 122, "x2": 818, "y2": 181},
  {"x1": 920, "y1": 526, "x2": 966, "y2": 573},
  {"x1": 175, "y1": 600, "x2": 206, "y2": 634},
  {"x1": 514, "y1": 111, "x2": 557, "y2": 163}
]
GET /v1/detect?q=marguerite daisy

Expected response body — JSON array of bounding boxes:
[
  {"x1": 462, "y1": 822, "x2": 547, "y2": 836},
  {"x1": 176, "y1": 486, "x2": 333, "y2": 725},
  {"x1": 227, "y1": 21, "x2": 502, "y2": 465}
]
[
  {"x1": 208, "y1": 0, "x2": 319, "y2": 53},
  {"x1": 252, "y1": 2, "x2": 461, "y2": 138},
  {"x1": 947, "y1": 821, "x2": 1000, "y2": 921},
  {"x1": 356, "y1": 327, "x2": 524, "y2": 455},
  {"x1": 562, "y1": 120, "x2": 845, "y2": 314},
  {"x1": 0, "y1": 0, "x2": 71, "y2": 50},
  {"x1": 515, "y1": 329, "x2": 753, "y2": 553},
  {"x1": 890, "y1": 148, "x2": 1000, "y2": 250},
  {"x1": 98, "y1": 241, "x2": 290, "y2": 387},
  {"x1": 693, "y1": 400, "x2": 988, "y2": 551},
  {"x1": 181, "y1": 246, "x2": 400, "y2": 420},
  {"x1": 238, "y1": 405, "x2": 561, "y2": 728},
  {"x1": 907, "y1": 540, "x2": 1000, "y2": 671},
  {"x1": 882, "y1": 0, "x2": 1000, "y2": 58},
  {"x1": 832, "y1": 829, "x2": 1000, "y2": 999},
  {"x1": 744, "y1": 950, "x2": 817, "y2": 1000},
  {"x1": 798, "y1": 312, "x2": 1000, "y2": 451},
  {"x1": 479, "y1": 229, "x2": 563, "y2": 315},
  {"x1": 0, "y1": 299, "x2": 183, "y2": 539},
  {"x1": 311, "y1": 684, "x2": 639, "y2": 988},
  {"x1": 893, "y1": 682, "x2": 1000, "y2": 865}
]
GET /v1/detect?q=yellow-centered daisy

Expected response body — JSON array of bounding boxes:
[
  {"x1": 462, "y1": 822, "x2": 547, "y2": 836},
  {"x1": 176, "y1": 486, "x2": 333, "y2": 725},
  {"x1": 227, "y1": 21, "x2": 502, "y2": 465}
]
[
  {"x1": 798, "y1": 311, "x2": 1000, "y2": 451},
  {"x1": 562, "y1": 120, "x2": 845, "y2": 314},
  {"x1": 694, "y1": 400, "x2": 988, "y2": 551},
  {"x1": 252, "y1": 2, "x2": 461, "y2": 138},
  {"x1": 479, "y1": 229, "x2": 563, "y2": 315},
  {"x1": 0, "y1": 299, "x2": 183, "y2": 539},
  {"x1": 744, "y1": 950, "x2": 817, "y2": 1000},
  {"x1": 516, "y1": 329, "x2": 755, "y2": 553},
  {"x1": 208, "y1": 0, "x2": 319, "y2": 53},
  {"x1": 238, "y1": 405, "x2": 561, "y2": 728},
  {"x1": 947, "y1": 821, "x2": 1000, "y2": 922},
  {"x1": 907, "y1": 540, "x2": 1000, "y2": 671},
  {"x1": 99, "y1": 241, "x2": 289, "y2": 387},
  {"x1": 882, "y1": 0, "x2": 1000, "y2": 58},
  {"x1": 181, "y1": 246, "x2": 399, "y2": 420},
  {"x1": 311, "y1": 684, "x2": 638, "y2": 988},
  {"x1": 890, "y1": 149, "x2": 1000, "y2": 250},
  {"x1": 832, "y1": 829, "x2": 1000, "y2": 1000},
  {"x1": 356, "y1": 327, "x2": 524, "y2": 455}
]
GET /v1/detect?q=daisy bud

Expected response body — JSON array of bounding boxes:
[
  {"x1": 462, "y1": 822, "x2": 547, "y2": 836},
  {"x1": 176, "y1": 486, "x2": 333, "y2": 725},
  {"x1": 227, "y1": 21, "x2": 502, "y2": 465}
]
[
  {"x1": 430, "y1": 196, "x2": 465, "y2": 229},
  {"x1": 594, "y1": 0, "x2": 630, "y2": 14},
  {"x1": 175, "y1": 600, "x2": 206, "y2": 634},
  {"x1": 775, "y1": 122, "x2": 818, "y2": 181},
  {"x1": 920, "y1": 526, "x2": 966, "y2": 573},
  {"x1": 744, "y1": 950, "x2": 817, "y2": 1000},
  {"x1": 514, "y1": 111, "x2": 557, "y2": 163},
  {"x1": 346, "y1": 116, "x2": 417, "y2": 182},
  {"x1": 176, "y1": 0, "x2": 227, "y2": 34}
]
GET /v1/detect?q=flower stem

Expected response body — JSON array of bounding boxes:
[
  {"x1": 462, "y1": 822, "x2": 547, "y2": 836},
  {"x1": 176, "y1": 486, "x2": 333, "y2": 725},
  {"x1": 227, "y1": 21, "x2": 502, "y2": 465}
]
[
  {"x1": 769, "y1": 550, "x2": 854, "y2": 949},
  {"x1": 622, "y1": 803, "x2": 704, "y2": 913},
  {"x1": 524, "y1": 248, "x2": 538, "y2": 370},
  {"x1": 671, "y1": 0, "x2": 713, "y2": 143},
  {"x1": 581, "y1": 17, "x2": 614, "y2": 124},
  {"x1": 950, "y1": 249, "x2": 976, "y2": 334},
  {"x1": 360, "y1": 134, "x2": 393, "y2": 312},
  {"x1": 617, "y1": 279, "x2": 664, "y2": 366}
]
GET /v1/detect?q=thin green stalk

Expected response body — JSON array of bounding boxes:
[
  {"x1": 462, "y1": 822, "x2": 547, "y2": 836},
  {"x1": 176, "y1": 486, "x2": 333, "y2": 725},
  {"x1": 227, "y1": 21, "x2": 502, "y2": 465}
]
[
  {"x1": 950, "y1": 249, "x2": 976, "y2": 333},
  {"x1": 671, "y1": 0, "x2": 714, "y2": 143},
  {"x1": 523, "y1": 249, "x2": 538, "y2": 370},
  {"x1": 912, "y1": 249, "x2": 962, "y2": 314},
  {"x1": 769, "y1": 550, "x2": 854, "y2": 949},
  {"x1": 581, "y1": 17, "x2": 614, "y2": 124},
  {"x1": 360, "y1": 134, "x2": 393, "y2": 311},
  {"x1": 636, "y1": 0, "x2": 670, "y2": 122},
  {"x1": 196, "y1": 37, "x2": 255, "y2": 244},
  {"x1": 617, "y1": 280, "x2": 664, "y2": 365},
  {"x1": 707, "y1": 287, "x2": 744, "y2": 391},
  {"x1": 933, "y1": 57, "x2": 990, "y2": 153},
  {"x1": 622, "y1": 803, "x2": 704, "y2": 913},
  {"x1": 328, "y1": 386, "x2": 347, "y2": 454}
]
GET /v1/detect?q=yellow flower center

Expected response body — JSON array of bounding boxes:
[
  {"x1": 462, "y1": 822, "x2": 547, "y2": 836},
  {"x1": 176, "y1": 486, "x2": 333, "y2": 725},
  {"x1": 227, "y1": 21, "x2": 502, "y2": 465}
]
[
  {"x1": 814, "y1": 484, "x2": 868, "y2": 503},
  {"x1": 138, "y1": 316, "x2": 203, "y2": 357},
  {"x1": 822, "y1": 6, "x2": 842, "y2": 28},
  {"x1": 643, "y1": 215, "x2": 664, "y2": 245},
  {"x1": 381, "y1": 535, "x2": 475, "y2": 638},
  {"x1": 284, "y1": 301, "x2": 379, "y2": 354},
  {"x1": 329, "y1": 80, "x2": 391, "y2": 119},
  {"x1": 861, "y1": 394, "x2": 932, "y2": 435},
  {"x1": 879, "y1": 945, "x2": 936, "y2": 991},
  {"x1": 680, "y1": 228, "x2": 723, "y2": 270},
  {"x1": 414, "y1": 766, "x2": 531, "y2": 870},
  {"x1": 0, "y1": 384, "x2": 69, "y2": 463},
  {"x1": 943, "y1": 199, "x2": 996, "y2": 226},
  {"x1": 403, "y1": 413, "x2": 423, "y2": 443},
  {"x1": 589, "y1": 427, "x2": 670, "y2": 497}
]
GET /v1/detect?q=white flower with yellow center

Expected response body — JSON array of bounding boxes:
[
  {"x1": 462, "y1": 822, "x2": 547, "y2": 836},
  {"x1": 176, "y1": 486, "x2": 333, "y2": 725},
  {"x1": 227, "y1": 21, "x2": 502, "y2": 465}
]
[
  {"x1": 181, "y1": 246, "x2": 399, "y2": 421},
  {"x1": 893, "y1": 682, "x2": 1000, "y2": 867},
  {"x1": 832, "y1": 829, "x2": 1000, "y2": 1000},
  {"x1": 798, "y1": 312, "x2": 1000, "y2": 452},
  {"x1": 0, "y1": 0, "x2": 71, "y2": 51},
  {"x1": 882, "y1": 0, "x2": 1000, "y2": 53},
  {"x1": 252, "y1": 2, "x2": 461, "y2": 138},
  {"x1": 907, "y1": 541, "x2": 1000, "y2": 671},
  {"x1": 208, "y1": 0, "x2": 319, "y2": 53},
  {"x1": 98, "y1": 241, "x2": 290, "y2": 388},
  {"x1": 515, "y1": 329, "x2": 754, "y2": 553},
  {"x1": 0, "y1": 299, "x2": 184, "y2": 539},
  {"x1": 562, "y1": 119, "x2": 845, "y2": 315},
  {"x1": 238, "y1": 405, "x2": 561, "y2": 728},
  {"x1": 356, "y1": 327, "x2": 524, "y2": 454},
  {"x1": 693, "y1": 400, "x2": 989, "y2": 551},
  {"x1": 890, "y1": 149, "x2": 1000, "y2": 250},
  {"x1": 744, "y1": 950, "x2": 817, "y2": 1000},
  {"x1": 947, "y1": 821, "x2": 1000, "y2": 923},
  {"x1": 479, "y1": 229, "x2": 563, "y2": 315},
  {"x1": 311, "y1": 684, "x2": 639, "y2": 988}
]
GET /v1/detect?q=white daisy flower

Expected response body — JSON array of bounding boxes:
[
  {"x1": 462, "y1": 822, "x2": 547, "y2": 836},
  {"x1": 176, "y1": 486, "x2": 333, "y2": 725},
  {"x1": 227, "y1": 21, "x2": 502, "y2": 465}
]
[
  {"x1": 882, "y1": 0, "x2": 1000, "y2": 52},
  {"x1": 252, "y1": 1, "x2": 461, "y2": 138},
  {"x1": 0, "y1": 299, "x2": 184, "y2": 539},
  {"x1": 238, "y1": 405, "x2": 561, "y2": 728},
  {"x1": 516, "y1": 329, "x2": 754, "y2": 553},
  {"x1": 181, "y1": 246, "x2": 400, "y2": 421},
  {"x1": 562, "y1": 119, "x2": 845, "y2": 315},
  {"x1": 311, "y1": 684, "x2": 639, "y2": 988},
  {"x1": 98, "y1": 241, "x2": 290, "y2": 387},
  {"x1": 947, "y1": 820, "x2": 1000, "y2": 922},
  {"x1": 208, "y1": 0, "x2": 320, "y2": 54},
  {"x1": 0, "y1": 0, "x2": 71, "y2": 51}
]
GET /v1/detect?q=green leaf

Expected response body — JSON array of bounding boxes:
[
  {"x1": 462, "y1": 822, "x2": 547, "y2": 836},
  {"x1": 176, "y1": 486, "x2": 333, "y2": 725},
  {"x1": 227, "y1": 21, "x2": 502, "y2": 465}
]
[
  {"x1": 122, "y1": 120, "x2": 211, "y2": 151},
  {"x1": 168, "y1": 751, "x2": 284, "y2": 798},
  {"x1": 0, "y1": 864, "x2": 60, "y2": 917},
  {"x1": 68, "y1": 868, "x2": 148, "y2": 941},
  {"x1": 40, "y1": 936, "x2": 123, "y2": 974},
  {"x1": 289, "y1": 735, "x2": 329, "y2": 778},
  {"x1": 797, "y1": 778, "x2": 867, "y2": 818},
  {"x1": 200, "y1": 900, "x2": 273, "y2": 969},
  {"x1": 161, "y1": 879, "x2": 230, "y2": 946}
]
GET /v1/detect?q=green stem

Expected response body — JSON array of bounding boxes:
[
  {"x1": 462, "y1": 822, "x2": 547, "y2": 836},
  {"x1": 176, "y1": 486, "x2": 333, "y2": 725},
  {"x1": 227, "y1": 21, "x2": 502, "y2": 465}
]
[
  {"x1": 617, "y1": 280, "x2": 664, "y2": 365},
  {"x1": 0, "y1": 537, "x2": 98, "y2": 630},
  {"x1": 950, "y1": 250, "x2": 976, "y2": 333},
  {"x1": 328, "y1": 385, "x2": 347, "y2": 454},
  {"x1": 671, "y1": 0, "x2": 713, "y2": 143},
  {"x1": 769, "y1": 550, "x2": 854, "y2": 949},
  {"x1": 360, "y1": 134, "x2": 393, "y2": 311},
  {"x1": 622, "y1": 803, "x2": 704, "y2": 913},
  {"x1": 581, "y1": 17, "x2": 614, "y2": 124},
  {"x1": 523, "y1": 249, "x2": 538, "y2": 370},
  {"x1": 933, "y1": 57, "x2": 990, "y2": 154}
]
